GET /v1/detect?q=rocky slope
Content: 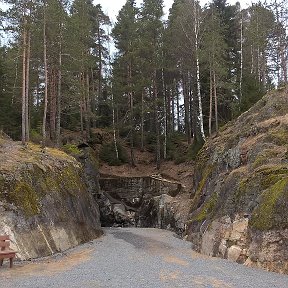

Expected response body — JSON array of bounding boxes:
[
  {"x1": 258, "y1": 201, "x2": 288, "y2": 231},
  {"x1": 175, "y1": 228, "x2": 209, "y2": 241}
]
[
  {"x1": 0, "y1": 136, "x2": 102, "y2": 260},
  {"x1": 186, "y1": 88, "x2": 288, "y2": 273}
]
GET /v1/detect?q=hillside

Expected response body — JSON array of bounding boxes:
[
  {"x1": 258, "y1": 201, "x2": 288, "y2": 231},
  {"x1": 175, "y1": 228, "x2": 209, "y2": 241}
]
[
  {"x1": 0, "y1": 136, "x2": 102, "y2": 260},
  {"x1": 186, "y1": 88, "x2": 288, "y2": 273}
]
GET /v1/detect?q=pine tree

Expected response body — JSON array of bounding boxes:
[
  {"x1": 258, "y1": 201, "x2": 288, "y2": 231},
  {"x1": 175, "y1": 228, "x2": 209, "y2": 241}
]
[{"x1": 112, "y1": 0, "x2": 139, "y2": 167}]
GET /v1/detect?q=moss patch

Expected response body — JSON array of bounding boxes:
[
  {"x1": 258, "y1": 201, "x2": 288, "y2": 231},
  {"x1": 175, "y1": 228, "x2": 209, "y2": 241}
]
[
  {"x1": 252, "y1": 149, "x2": 281, "y2": 170},
  {"x1": 235, "y1": 165, "x2": 288, "y2": 201},
  {"x1": 266, "y1": 128, "x2": 288, "y2": 146},
  {"x1": 9, "y1": 182, "x2": 40, "y2": 217},
  {"x1": 250, "y1": 177, "x2": 288, "y2": 230},
  {"x1": 192, "y1": 192, "x2": 218, "y2": 222},
  {"x1": 63, "y1": 144, "x2": 81, "y2": 156},
  {"x1": 190, "y1": 165, "x2": 214, "y2": 212}
]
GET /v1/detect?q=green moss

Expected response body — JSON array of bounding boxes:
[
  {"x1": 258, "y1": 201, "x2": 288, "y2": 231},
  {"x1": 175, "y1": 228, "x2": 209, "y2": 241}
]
[
  {"x1": 266, "y1": 128, "x2": 288, "y2": 146},
  {"x1": 235, "y1": 177, "x2": 249, "y2": 200},
  {"x1": 256, "y1": 165, "x2": 288, "y2": 177},
  {"x1": 192, "y1": 192, "x2": 218, "y2": 222},
  {"x1": 252, "y1": 149, "x2": 280, "y2": 170},
  {"x1": 190, "y1": 165, "x2": 214, "y2": 212},
  {"x1": 40, "y1": 166, "x2": 80, "y2": 197},
  {"x1": 252, "y1": 155, "x2": 267, "y2": 169},
  {"x1": 250, "y1": 177, "x2": 288, "y2": 230},
  {"x1": 235, "y1": 165, "x2": 288, "y2": 200},
  {"x1": 60, "y1": 166, "x2": 85, "y2": 196},
  {"x1": 63, "y1": 144, "x2": 81, "y2": 156},
  {"x1": 9, "y1": 182, "x2": 40, "y2": 217}
]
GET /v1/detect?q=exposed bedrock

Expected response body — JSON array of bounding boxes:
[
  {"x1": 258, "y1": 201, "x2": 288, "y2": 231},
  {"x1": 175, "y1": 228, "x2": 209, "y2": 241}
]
[
  {"x1": 186, "y1": 89, "x2": 288, "y2": 274},
  {"x1": 98, "y1": 175, "x2": 185, "y2": 231},
  {"x1": 0, "y1": 142, "x2": 102, "y2": 260}
]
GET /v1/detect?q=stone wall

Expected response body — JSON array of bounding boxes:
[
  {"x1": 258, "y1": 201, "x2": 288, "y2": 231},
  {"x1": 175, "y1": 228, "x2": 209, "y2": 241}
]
[{"x1": 98, "y1": 175, "x2": 182, "y2": 228}]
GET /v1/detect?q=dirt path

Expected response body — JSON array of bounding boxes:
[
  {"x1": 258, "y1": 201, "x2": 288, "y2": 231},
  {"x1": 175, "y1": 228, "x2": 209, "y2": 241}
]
[{"x1": 1, "y1": 228, "x2": 288, "y2": 288}]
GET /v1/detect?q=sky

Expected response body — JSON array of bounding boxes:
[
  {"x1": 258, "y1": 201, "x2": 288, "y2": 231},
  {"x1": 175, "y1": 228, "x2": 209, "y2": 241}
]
[{"x1": 94, "y1": 0, "x2": 249, "y2": 22}]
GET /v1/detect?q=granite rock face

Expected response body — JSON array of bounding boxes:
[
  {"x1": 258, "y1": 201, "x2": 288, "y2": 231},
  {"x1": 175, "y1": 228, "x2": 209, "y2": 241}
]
[
  {"x1": 0, "y1": 141, "x2": 102, "y2": 260},
  {"x1": 98, "y1": 175, "x2": 183, "y2": 229},
  {"x1": 186, "y1": 89, "x2": 288, "y2": 273}
]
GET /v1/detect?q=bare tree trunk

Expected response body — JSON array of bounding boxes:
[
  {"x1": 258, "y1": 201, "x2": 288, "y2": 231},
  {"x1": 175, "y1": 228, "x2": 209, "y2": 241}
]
[
  {"x1": 167, "y1": 87, "x2": 171, "y2": 133},
  {"x1": 86, "y1": 71, "x2": 91, "y2": 140},
  {"x1": 162, "y1": 68, "x2": 167, "y2": 159},
  {"x1": 22, "y1": 18, "x2": 27, "y2": 145},
  {"x1": 240, "y1": 15, "x2": 243, "y2": 101},
  {"x1": 194, "y1": 0, "x2": 205, "y2": 143},
  {"x1": 183, "y1": 72, "x2": 191, "y2": 144},
  {"x1": 56, "y1": 24, "x2": 63, "y2": 147},
  {"x1": 176, "y1": 81, "x2": 180, "y2": 131},
  {"x1": 80, "y1": 98, "x2": 84, "y2": 137},
  {"x1": 128, "y1": 63, "x2": 135, "y2": 167},
  {"x1": 154, "y1": 70, "x2": 161, "y2": 170},
  {"x1": 188, "y1": 72, "x2": 194, "y2": 139},
  {"x1": 49, "y1": 69, "x2": 57, "y2": 141},
  {"x1": 25, "y1": 30, "x2": 30, "y2": 142},
  {"x1": 42, "y1": 6, "x2": 48, "y2": 147},
  {"x1": 209, "y1": 67, "x2": 213, "y2": 136},
  {"x1": 213, "y1": 70, "x2": 218, "y2": 133},
  {"x1": 251, "y1": 44, "x2": 254, "y2": 74},
  {"x1": 91, "y1": 69, "x2": 97, "y2": 128},
  {"x1": 98, "y1": 24, "x2": 102, "y2": 102},
  {"x1": 141, "y1": 90, "x2": 145, "y2": 151},
  {"x1": 81, "y1": 72, "x2": 90, "y2": 141},
  {"x1": 111, "y1": 83, "x2": 119, "y2": 161}
]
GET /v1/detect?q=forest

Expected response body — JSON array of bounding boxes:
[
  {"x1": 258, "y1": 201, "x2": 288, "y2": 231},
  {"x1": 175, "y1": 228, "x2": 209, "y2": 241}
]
[{"x1": 0, "y1": 0, "x2": 287, "y2": 167}]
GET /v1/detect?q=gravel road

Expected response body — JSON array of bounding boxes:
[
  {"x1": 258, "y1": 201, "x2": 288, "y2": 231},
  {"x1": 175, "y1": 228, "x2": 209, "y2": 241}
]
[{"x1": 1, "y1": 228, "x2": 288, "y2": 288}]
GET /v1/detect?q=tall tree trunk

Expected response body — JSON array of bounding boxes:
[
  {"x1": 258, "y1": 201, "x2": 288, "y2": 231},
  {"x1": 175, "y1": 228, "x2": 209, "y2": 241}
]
[
  {"x1": 56, "y1": 24, "x2": 63, "y2": 147},
  {"x1": 21, "y1": 18, "x2": 27, "y2": 145},
  {"x1": 98, "y1": 24, "x2": 102, "y2": 102},
  {"x1": 91, "y1": 69, "x2": 97, "y2": 128},
  {"x1": 188, "y1": 72, "x2": 194, "y2": 139},
  {"x1": 141, "y1": 90, "x2": 145, "y2": 151},
  {"x1": 183, "y1": 72, "x2": 191, "y2": 144},
  {"x1": 176, "y1": 81, "x2": 180, "y2": 131},
  {"x1": 49, "y1": 68, "x2": 57, "y2": 141},
  {"x1": 80, "y1": 98, "x2": 84, "y2": 138},
  {"x1": 194, "y1": 1, "x2": 205, "y2": 143},
  {"x1": 111, "y1": 82, "x2": 119, "y2": 161},
  {"x1": 250, "y1": 44, "x2": 254, "y2": 74},
  {"x1": 85, "y1": 71, "x2": 91, "y2": 140},
  {"x1": 213, "y1": 70, "x2": 218, "y2": 133},
  {"x1": 167, "y1": 86, "x2": 171, "y2": 133},
  {"x1": 240, "y1": 15, "x2": 243, "y2": 101},
  {"x1": 209, "y1": 67, "x2": 213, "y2": 136},
  {"x1": 154, "y1": 70, "x2": 161, "y2": 170},
  {"x1": 162, "y1": 68, "x2": 167, "y2": 159},
  {"x1": 25, "y1": 30, "x2": 30, "y2": 142},
  {"x1": 81, "y1": 72, "x2": 90, "y2": 141},
  {"x1": 128, "y1": 63, "x2": 135, "y2": 167},
  {"x1": 42, "y1": 6, "x2": 48, "y2": 147}
]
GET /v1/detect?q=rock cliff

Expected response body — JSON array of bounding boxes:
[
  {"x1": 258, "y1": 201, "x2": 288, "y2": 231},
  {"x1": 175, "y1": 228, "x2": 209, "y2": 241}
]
[
  {"x1": 0, "y1": 138, "x2": 102, "y2": 260},
  {"x1": 187, "y1": 88, "x2": 288, "y2": 273}
]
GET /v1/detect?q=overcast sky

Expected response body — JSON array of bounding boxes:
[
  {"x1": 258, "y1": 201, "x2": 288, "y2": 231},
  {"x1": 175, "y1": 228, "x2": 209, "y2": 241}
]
[{"x1": 94, "y1": 0, "x2": 249, "y2": 22}]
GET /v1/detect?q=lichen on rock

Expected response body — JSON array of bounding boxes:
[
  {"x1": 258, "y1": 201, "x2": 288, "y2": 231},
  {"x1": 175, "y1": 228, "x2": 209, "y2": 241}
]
[
  {"x1": 0, "y1": 139, "x2": 102, "y2": 260},
  {"x1": 185, "y1": 88, "x2": 288, "y2": 274}
]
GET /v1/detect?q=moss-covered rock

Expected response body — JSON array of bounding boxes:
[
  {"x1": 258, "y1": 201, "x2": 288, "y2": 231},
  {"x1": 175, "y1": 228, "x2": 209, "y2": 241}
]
[
  {"x1": 0, "y1": 139, "x2": 102, "y2": 260},
  {"x1": 186, "y1": 87, "x2": 288, "y2": 273},
  {"x1": 250, "y1": 177, "x2": 288, "y2": 230}
]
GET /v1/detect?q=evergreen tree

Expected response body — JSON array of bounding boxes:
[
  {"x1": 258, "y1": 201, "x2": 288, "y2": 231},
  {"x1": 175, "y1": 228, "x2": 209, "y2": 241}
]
[{"x1": 112, "y1": 0, "x2": 139, "y2": 166}]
